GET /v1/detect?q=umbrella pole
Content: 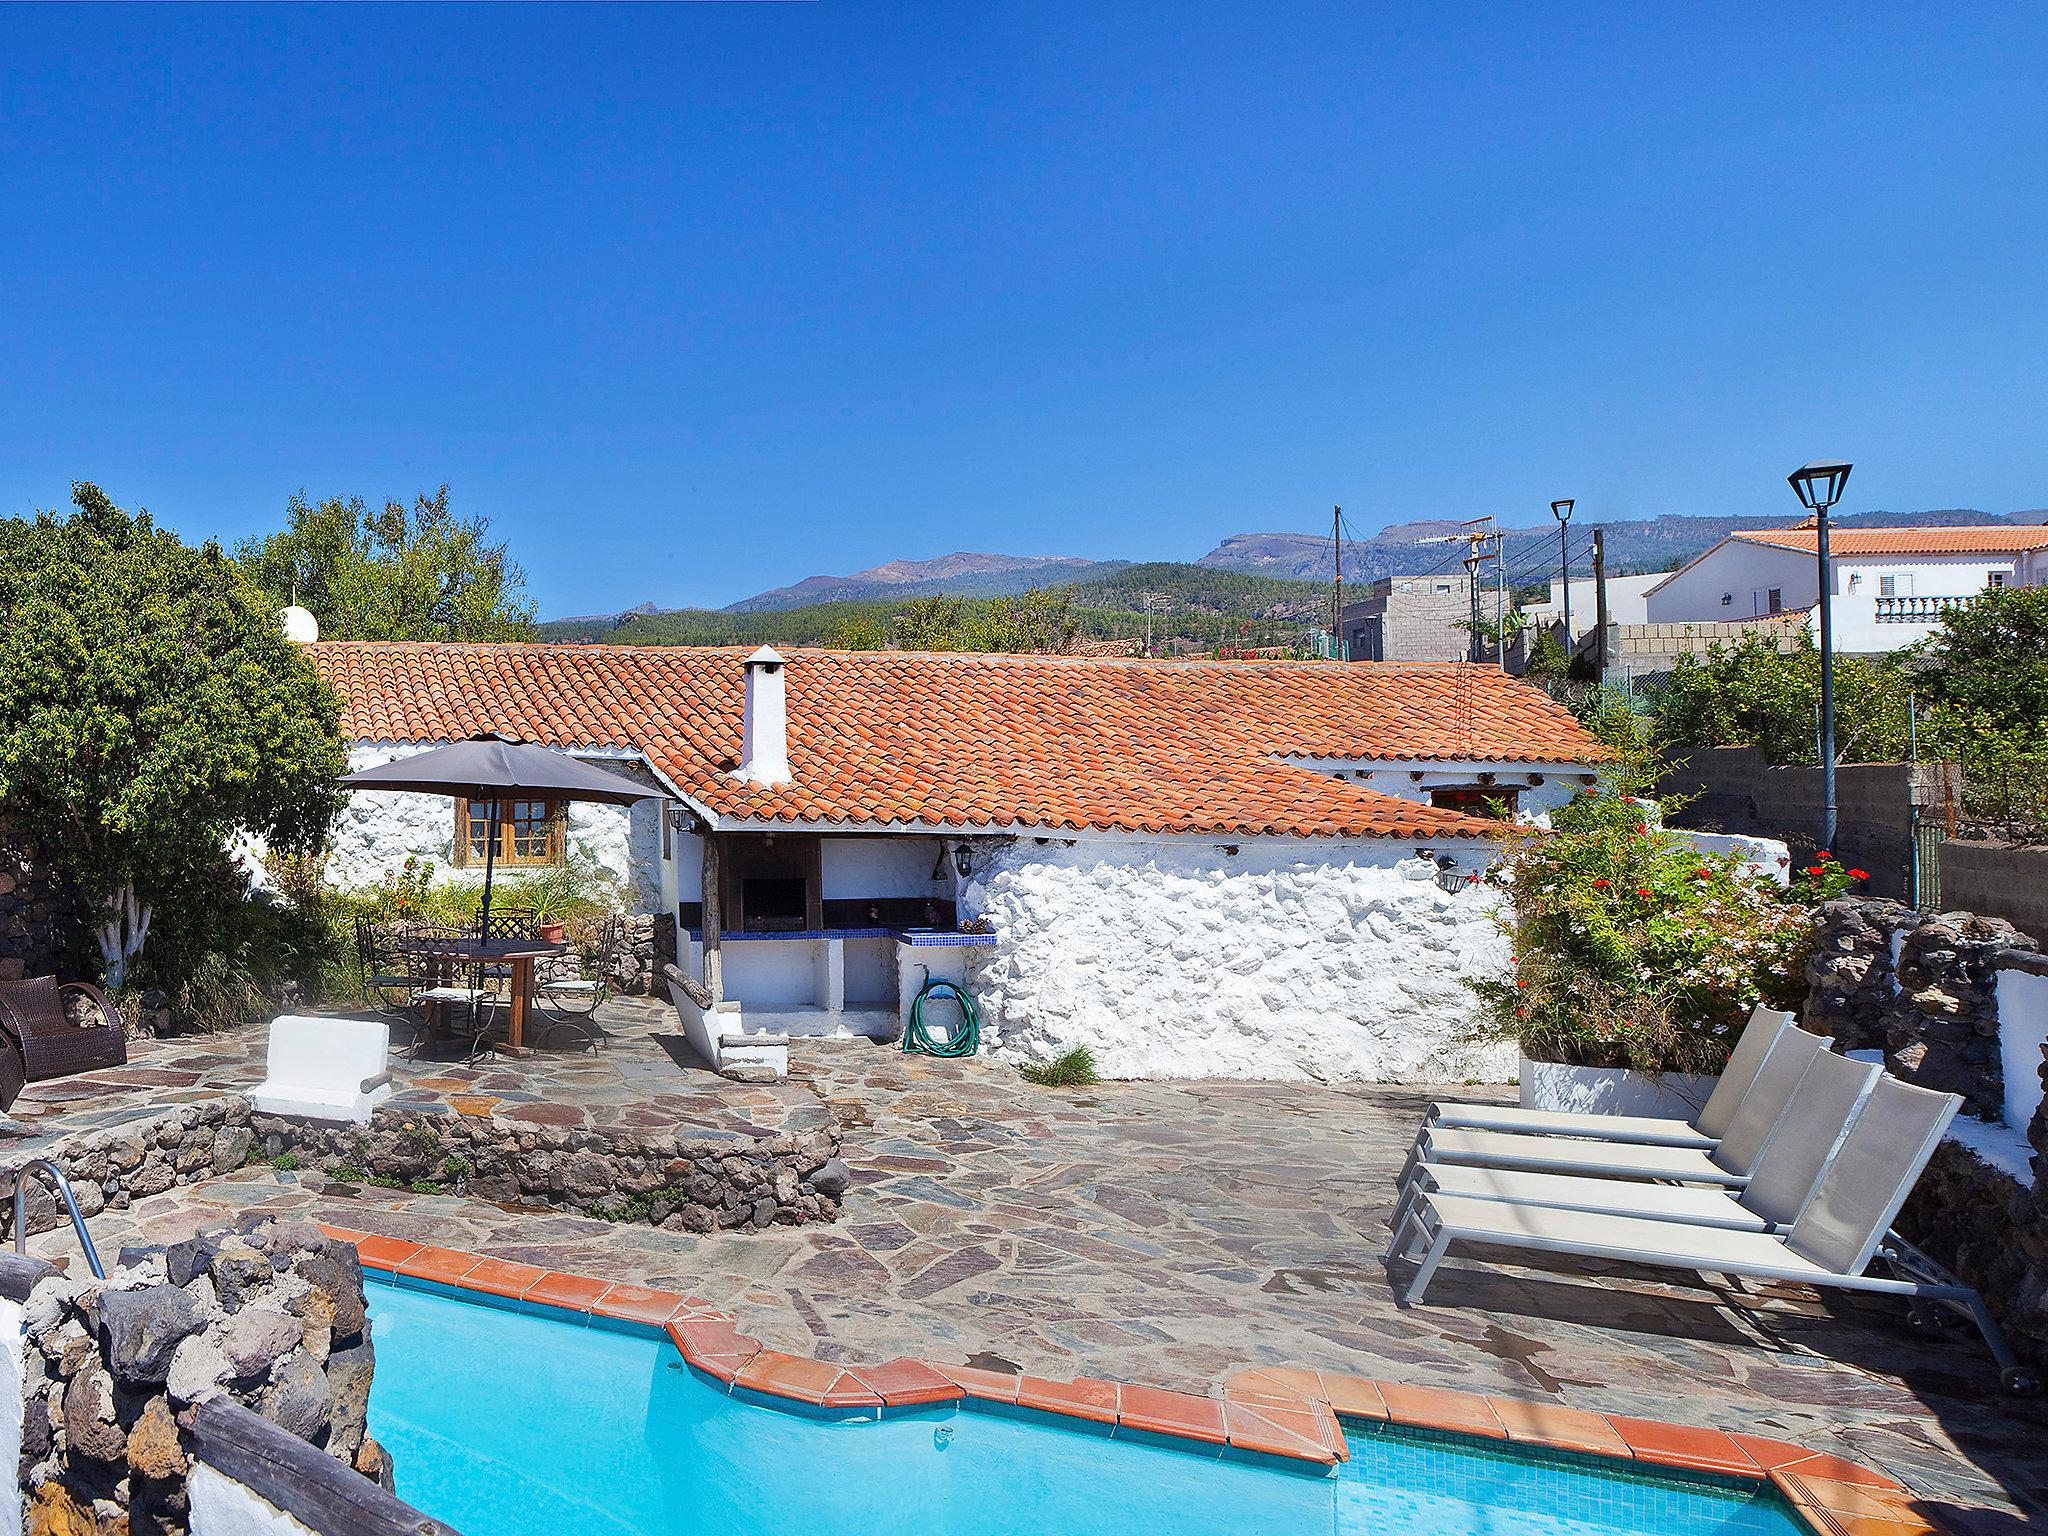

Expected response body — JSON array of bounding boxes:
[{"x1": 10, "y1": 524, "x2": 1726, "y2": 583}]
[{"x1": 480, "y1": 796, "x2": 499, "y2": 933}]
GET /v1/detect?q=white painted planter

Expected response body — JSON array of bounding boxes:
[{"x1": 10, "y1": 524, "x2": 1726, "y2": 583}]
[{"x1": 1518, "y1": 1053, "x2": 1718, "y2": 1120}]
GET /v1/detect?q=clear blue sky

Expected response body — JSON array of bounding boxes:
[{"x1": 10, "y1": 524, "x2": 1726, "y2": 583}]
[{"x1": 4, "y1": 3, "x2": 2044, "y2": 616}]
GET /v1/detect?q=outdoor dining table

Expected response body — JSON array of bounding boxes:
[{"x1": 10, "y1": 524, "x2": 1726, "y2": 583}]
[{"x1": 395, "y1": 934, "x2": 569, "y2": 1055}]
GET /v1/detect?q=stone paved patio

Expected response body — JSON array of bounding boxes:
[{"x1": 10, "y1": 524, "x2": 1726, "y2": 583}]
[{"x1": 14, "y1": 1008, "x2": 2046, "y2": 1532}]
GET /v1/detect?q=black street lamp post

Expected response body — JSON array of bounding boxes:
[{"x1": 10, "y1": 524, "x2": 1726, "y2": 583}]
[
  {"x1": 1550, "y1": 500, "x2": 1574, "y2": 650},
  {"x1": 1786, "y1": 459, "x2": 1853, "y2": 853}
]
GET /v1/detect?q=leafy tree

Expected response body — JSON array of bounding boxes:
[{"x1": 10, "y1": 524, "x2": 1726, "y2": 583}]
[
  {"x1": 237, "y1": 485, "x2": 536, "y2": 642},
  {"x1": 965, "y1": 587, "x2": 1079, "y2": 654},
  {"x1": 0, "y1": 485, "x2": 345, "y2": 988},
  {"x1": 820, "y1": 612, "x2": 890, "y2": 650},
  {"x1": 891, "y1": 595, "x2": 970, "y2": 650},
  {"x1": 1904, "y1": 585, "x2": 2048, "y2": 742},
  {"x1": 1652, "y1": 633, "x2": 1908, "y2": 765}
]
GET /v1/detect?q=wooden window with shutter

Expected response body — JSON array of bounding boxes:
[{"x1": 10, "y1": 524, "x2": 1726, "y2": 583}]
[{"x1": 453, "y1": 798, "x2": 567, "y2": 868}]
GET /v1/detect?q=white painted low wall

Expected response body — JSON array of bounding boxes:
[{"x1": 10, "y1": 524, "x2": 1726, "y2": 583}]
[
  {"x1": 1996, "y1": 963, "x2": 2048, "y2": 1135},
  {"x1": 1673, "y1": 830, "x2": 1791, "y2": 885},
  {"x1": 959, "y1": 839, "x2": 1513, "y2": 1083},
  {"x1": 0, "y1": 1294, "x2": 23, "y2": 1536},
  {"x1": 1519, "y1": 1055, "x2": 1717, "y2": 1119},
  {"x1": 189, "y1": 1465, "x2": 322, "y2": 1536}
]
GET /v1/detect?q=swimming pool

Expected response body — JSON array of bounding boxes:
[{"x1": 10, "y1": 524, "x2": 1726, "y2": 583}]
[{"x1": 365, "y1": 1278, "x2": 1808, "y2": 1536}]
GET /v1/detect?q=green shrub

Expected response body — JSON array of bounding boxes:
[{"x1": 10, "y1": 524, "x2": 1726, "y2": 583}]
[
  {"x1": 1469, "y1": 790, "x2": 1825, "y2": 1075},
  {"x1": 328, "y1": 1161, "x2": 365, "y2": 1183},
  {"x1": 1020, "y1": 1046, "x2": 1100, "y2": 1087},
  {"x1": 270, "y1": 1153, "x2": 300, "y2": 1172}
]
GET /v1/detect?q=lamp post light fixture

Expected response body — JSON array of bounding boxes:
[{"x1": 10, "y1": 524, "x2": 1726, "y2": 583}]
[
  {"x1": 1550, "y1": 499, "x2": 1575, "y2": 649},
  {"x1": 1786, "y1": 459, "x2": 1853, "y2": 853}
]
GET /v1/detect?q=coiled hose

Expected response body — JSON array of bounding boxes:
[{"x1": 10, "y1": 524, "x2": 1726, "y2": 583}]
[{"x1": 903, "y1": 974, "x2": 981, "y2": 1058}]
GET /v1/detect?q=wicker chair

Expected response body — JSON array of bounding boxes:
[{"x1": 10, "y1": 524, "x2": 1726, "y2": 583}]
[{"x1": 0, "y1": 977, "x2": 128, "y2": 1090}]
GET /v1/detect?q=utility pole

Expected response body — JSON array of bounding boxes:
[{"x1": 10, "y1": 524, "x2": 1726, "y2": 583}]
[
  {"x1": 1591, "y1": 527, "x2": 1609, "y2": 678},
  {"x1": 1494, "y1": 531, "x2": 1507, "y2": 672},
  {"x1": 1331, "y1": 506, "x2": 1343, "y2": 661}
]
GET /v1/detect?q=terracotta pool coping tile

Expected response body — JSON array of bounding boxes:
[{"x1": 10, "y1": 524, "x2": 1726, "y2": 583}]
[
  {"x1": 931, "y1": 1363, "x2": 1022, "y2": 1403},
  {"x1": 459, "y1": 1257, "x2": 549, "y2": 1301},
  {"x1": 315, "y1": 1223, "x2": 368, "y2": 1246},
  {"x1": 524, "y1": 1271, "x2": 611, "y2": 1311},
  {"x1": 1823, "y1": 1517, "x2": 1943, "y2": 1536},
  {"x1": 1221, "y1": 1401, "x2": 1342, "y2": 1464},
  {"x1": 1375, "y1": 1381, "x2": 1506, "y2": 1440},
  {"x1": 819, "y1": 1371, "x2": 887, "y2": 1411},
  {"x1": 1486, "y1": 1397, "x2": 1633, "y2": 1459},
  {"x1": 1315, "y1": 1374, "x2": 1388, "y2": 1422},
  {"x1": 846, "y1": 1358, "x2": 963, "y2": 1408},
  {"x1": 1761, "y1": 1449, "x2": 1906, "y2": 1492},
  {"x1": 1775, "y1": 1474, "x2": 1926, "y2": 1525},
  {"x1": 394, "y1": 1245, "x2": 483, "y2": 1285},
  {"x1": 1606, "y1": 1416, "x2": 1761, "y2": 1478},
  {"x1": 735, "y1": 1350, "x2": 845, "y2": 1405},
  {"x1": 1225, "y1": 1366, "x2": 1326, "y2": 1402},
  {"x1": 591, "y1": 1284, "x2": 689, "y2": 1326},
  {"x1": 1017, "y1": 1374, "x2": 1121, "y2": 1425},
  {"x1": 1115, "y1": 1384, "x2": 1226, "y2": 1445},
  {"x1": 352, "y1": 1234, "x2": 424, "y2": 1270}
]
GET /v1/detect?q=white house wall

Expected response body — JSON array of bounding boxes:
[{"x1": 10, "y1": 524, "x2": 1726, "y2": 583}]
[
  {"x1": 327, "y1": 743, "x2": 665, "y2": 909},
  {"x1": 1646, "y1": 542, "x2": 1814, "y2": 622},
  {"x1": 958, "y1": 838, "x2": 1515, "y2": 1084}
]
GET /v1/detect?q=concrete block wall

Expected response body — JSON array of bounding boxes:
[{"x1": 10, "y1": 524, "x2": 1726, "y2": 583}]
[{"x1": 1940, "y1": 840, "x2": 2048, "y2": 945}]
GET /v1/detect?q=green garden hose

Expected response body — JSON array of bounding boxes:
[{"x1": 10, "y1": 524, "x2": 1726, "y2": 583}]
[{"x1": 903, "y1": 975, "x2": 981, "y2": 1058}]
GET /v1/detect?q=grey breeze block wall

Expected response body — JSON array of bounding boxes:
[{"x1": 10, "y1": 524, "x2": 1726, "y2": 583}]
[
  {"x1": 1657, "y1": 748, "x2": 1959, "y2": 901},
  {"x1": 1939, "y1": 841, "x2": 2048, "y2": 947},
  {"x1": 1806, "y1": 897, "x2": 2048, "y2": 1368}
]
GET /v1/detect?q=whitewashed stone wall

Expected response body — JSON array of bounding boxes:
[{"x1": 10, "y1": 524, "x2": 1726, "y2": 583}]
[
  {"x1": 325, "y1": 743, "x2": 663, "y2": 909},
  {"x1": 959, "y1": 838, "x2": 1515, "y2": 1083}
]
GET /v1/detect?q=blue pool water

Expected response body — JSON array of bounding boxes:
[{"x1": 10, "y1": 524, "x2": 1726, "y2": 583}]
[{"x1": 365, "y1": 1279, "x2": 1807, "y2": 1536}]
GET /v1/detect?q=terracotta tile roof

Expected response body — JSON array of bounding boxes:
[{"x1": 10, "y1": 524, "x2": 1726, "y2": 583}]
[
  {"x1": 308, "y1": 643, "x2": 1606, "y2": 840},
  {"x1": 1733, "y1": 525, "x2": 2048, "y2": 556}
]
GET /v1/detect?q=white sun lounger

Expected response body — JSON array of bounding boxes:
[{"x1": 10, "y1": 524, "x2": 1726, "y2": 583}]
[
  {"x1": 1397, "y1": 1027, "x2": 1828, "y2": 1192},
  {"x1": 1387, "y1": 1074, "x2": 2033, "y2": 1391},
  {"x1": 1387, "y1": 1050, "x2": 1878, "y2": 1240},
  {"x1": 1420, "y1": 1005, "x2": 1795, "y2": 1151}
]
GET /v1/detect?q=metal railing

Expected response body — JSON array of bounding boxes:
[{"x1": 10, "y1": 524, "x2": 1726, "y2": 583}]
[
  {"x1": 11, "y1": 1159, "x2": 105, "y2": 1279},
  {"x1": 1874, "y1": 593, "x2": 1984, "y2": 624}
]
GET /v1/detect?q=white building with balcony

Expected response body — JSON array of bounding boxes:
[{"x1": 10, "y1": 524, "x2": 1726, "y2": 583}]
[{"x1": 1642, "y1": 522, "x2": 2048, "y2": 652}]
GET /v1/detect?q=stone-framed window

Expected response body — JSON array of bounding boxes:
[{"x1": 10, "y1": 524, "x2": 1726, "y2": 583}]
[{"x1": 453, "y1": 797, "x2": 566, "y2": 868}]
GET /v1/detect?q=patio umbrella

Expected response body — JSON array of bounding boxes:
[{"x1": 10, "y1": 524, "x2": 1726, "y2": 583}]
[{"x1": 338, "y1": 734, "x2": 666, "y2": 928}]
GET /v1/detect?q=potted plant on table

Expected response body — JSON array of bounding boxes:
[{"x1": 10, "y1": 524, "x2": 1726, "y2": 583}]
[{"x1": 1469, "y1": 790, "x2": 1831, "y2": 1116}]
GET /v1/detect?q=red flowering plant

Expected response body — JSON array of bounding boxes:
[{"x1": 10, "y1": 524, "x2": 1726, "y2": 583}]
[
  {"x1": 1469, "y1": 790, "x2": 1814, "y2": 1074},
  {"x1": 1783, "y1": 851, "x2": 1865, "y2": 903}
]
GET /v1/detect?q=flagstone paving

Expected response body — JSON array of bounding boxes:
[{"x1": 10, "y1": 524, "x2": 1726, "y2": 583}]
[{"x1": 15, "y1": 1014, "x2": 2046, "y2": 1532}]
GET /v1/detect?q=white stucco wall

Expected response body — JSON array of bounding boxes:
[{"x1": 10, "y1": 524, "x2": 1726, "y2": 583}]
[
  {"x1": 327, "y1": 743, "x2": 665, "y2": 909},
  {"x1": 188, "y1": 1464, "x2": 321, "y2": 1536},
  {"x1": 958, "y1": 838, "x2": 1515, "y2": 1084},
  {"x1": 1312, "y1": 761, "x2": 1593, "y2": 825},
  {"x1": 0, "y1": 1295, "x2": 22, "y2": 1536}
]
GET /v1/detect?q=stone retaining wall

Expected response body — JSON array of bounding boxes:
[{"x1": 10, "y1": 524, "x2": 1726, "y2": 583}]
[
  {"x1": 15, "y1": 1219, "x2": 388, "y2": 1536},
  {"x1": 1805, "y1": 896, "x2": 2048, "y2": 1368},
  {"x1": 1, "y1": 1097, "x2": 848, "y2": 1247},
  {"x1": 1804, "y1": 896, "x2": 2032, "y2": 1120}
]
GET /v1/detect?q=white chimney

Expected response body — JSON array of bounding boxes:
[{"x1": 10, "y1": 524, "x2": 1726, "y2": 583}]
[{"x1": 734, "y1": 645, "x2": 792, "y2": 785}]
